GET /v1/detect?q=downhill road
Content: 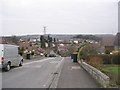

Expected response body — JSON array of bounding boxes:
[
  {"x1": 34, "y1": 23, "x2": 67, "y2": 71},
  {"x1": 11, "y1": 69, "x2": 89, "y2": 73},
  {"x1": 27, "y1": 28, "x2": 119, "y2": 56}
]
[
  {"x1": 2, "y1": 57, "x2": 64, "y2": 88},
  {"x1": 2, "y1": 57, "x2": 100, "y2": 88}
]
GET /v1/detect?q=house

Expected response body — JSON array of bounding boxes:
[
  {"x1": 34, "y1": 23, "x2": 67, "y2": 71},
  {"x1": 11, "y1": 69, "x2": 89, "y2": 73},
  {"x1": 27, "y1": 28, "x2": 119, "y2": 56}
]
[
  {"x1": 100, "y1": 35, "x2": 115, "y2": 53},
  {"x1": 18, "y1": 41, "x2": 45, "y2": 55},
  {"x1": 114, "y1": 32, "x2": 120, "y2": 50},
  {"x1": 105, "y1": 46, "x2": 115, "y2": 54}
]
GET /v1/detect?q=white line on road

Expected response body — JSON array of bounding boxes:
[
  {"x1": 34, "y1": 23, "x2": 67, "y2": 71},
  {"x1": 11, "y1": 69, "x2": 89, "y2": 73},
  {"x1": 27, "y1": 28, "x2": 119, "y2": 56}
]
[
  {"x1": 43, "y1": 58, "x2": 64, "y2": 88},
  {"x1": 56, "y1": 58, "x2": 64, "y2": 68},
  {"x1": 43, "y1": 57, "x2": 64, "y2": 88},
  {"x1": 43, "y1": 74, "x2": 53, "y2": 87}
]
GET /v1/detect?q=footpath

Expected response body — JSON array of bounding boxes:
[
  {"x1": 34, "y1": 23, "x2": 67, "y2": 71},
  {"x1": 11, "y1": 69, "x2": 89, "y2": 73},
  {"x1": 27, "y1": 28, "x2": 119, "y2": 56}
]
[{"x1": 57, "y1": 57, "x2": 100, "y2": 88}]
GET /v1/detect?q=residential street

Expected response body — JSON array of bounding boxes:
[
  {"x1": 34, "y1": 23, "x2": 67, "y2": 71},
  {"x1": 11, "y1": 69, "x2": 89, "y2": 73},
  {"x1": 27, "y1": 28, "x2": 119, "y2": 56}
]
[
  {"x1": 2, "y1": 57, "x2": 100, "y2": 88},
  {"x1": 1, "y1": 0, "x2": 119, "y2": 89},
  {"x1": 2, "y1": 57, "x2": 64, "y2": 88}
]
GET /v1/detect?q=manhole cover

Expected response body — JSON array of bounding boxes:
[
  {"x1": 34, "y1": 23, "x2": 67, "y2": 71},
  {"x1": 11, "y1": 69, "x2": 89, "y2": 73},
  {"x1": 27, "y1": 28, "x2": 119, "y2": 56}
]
[
  {"x1": 51, "y1": 72, "x2": 59, "y2": 74},
  {"x1": 54, "y1": 72, "x2": 58, "y2": 74}
]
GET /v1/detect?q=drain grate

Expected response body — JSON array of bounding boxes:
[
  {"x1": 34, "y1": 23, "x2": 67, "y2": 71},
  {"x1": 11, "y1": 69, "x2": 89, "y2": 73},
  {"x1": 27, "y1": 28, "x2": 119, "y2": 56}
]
[{"x1": 51, "y1": 72, "x2": 59, "y2": 74}]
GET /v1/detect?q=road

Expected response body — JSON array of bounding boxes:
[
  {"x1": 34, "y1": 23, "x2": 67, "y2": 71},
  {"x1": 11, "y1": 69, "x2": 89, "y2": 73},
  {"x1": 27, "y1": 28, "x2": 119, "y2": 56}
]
[
  {"x1": 2, "y1": 57, "x2": 100, "y2": 88},
  {"x1": 2, "y1": 57, "x2": 64, "y2": 88}
]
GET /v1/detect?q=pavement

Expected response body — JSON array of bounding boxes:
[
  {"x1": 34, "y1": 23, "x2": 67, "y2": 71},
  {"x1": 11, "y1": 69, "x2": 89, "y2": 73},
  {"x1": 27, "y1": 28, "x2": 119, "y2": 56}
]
[{"x1": 57, "y1": 57, "x2": 100, "y2": 88}]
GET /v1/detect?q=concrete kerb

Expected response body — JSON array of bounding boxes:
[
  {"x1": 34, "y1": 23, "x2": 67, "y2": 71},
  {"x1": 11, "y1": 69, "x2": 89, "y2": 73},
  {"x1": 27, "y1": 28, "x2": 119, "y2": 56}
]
[
  {"x1": 78, "y1": 60, "x2": 110, "y2": 88},
  {"x1": 23, "y1": 55, "x2": 46, "y2": 63}
]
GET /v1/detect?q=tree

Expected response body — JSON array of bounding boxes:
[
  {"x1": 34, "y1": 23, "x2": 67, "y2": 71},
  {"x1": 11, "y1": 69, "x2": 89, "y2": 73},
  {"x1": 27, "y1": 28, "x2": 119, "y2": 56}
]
[
  {"x1": 47, "y1": 35, "x2": 52, "y2": 47},
  {"x1": 54, "y1": 38, "x2": 56, "y2": 42},
  {"x1": 114, "y1": 32, "x2": 120, "y2": 46},
  {"x1": 40, "y1": 35, "x2": 46, "y2": 48},
  {"x1": 11, "y1": 35, "x2": 19, "y2": 44},
  {"x1": 78, "y1": 44, "x2": 98, "y2": 60}
]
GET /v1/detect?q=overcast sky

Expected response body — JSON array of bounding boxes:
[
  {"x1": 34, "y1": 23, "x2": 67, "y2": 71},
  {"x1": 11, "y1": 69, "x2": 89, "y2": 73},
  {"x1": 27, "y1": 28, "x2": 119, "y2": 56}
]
[{"x1": 0, "y1": 0, "x2": 119, "y2": 36}]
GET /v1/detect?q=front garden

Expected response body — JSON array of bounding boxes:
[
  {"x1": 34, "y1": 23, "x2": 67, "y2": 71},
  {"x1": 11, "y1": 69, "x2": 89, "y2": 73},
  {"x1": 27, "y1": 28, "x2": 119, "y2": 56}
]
[
  {"x1": 97, "y1": 65, "x2": 120, "y2": 87},
  {"x1": 77, "y1": 43, "x2": 120, "y2": 87}
]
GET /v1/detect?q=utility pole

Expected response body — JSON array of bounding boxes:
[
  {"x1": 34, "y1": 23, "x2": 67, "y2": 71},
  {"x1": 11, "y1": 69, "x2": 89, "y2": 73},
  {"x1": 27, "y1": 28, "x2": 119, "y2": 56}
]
[
  {"x1": 43, "y1": 26, "x2": 47, "y2": 35},
  {"x1": 43, "y1": 26, "x2": 50, "y2": 55}
]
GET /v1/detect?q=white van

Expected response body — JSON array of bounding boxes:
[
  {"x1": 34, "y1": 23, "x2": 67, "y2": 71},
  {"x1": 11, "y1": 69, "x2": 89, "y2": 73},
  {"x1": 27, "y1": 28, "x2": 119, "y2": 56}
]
[{"x1": 0, "y1": 44, "x2": 23, "y2": 71}]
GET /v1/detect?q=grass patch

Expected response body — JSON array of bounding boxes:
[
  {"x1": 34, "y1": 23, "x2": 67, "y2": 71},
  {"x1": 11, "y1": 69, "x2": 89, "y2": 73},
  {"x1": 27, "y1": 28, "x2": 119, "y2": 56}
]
[
  {"x1": 97, "y1": 65, "x2": 120, "y2": 87},
  {"x1": 99, "y1": 65, "x2": 120, "y2": 75}
]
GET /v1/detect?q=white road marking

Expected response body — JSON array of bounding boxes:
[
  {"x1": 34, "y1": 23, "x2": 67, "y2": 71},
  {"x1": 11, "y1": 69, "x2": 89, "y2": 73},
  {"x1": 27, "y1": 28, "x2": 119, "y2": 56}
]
[
  {"x1": 43, "y1": 74, "x2": 53, "y2": 87},
  {"x1": 43, "y1": 57, "x2": 64, "y2": 87},
  {"x1": 71, "y1": 66, "x2": 81, "y2": 70},
  {"x1": 56, "y1": 58, "x2": 64, "y2": 68},
  {"x1": 50, "y1": 58, "x2": 65, "y2": 88}
]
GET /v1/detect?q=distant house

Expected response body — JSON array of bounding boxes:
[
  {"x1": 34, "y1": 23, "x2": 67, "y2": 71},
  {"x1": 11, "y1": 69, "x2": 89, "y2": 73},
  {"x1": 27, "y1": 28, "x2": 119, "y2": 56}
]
[
  {"x1": 73, "y1": 40, "x2": 79, "y2": 44},
  {"x1": 30, "y1": 38, "x2": 37, "y2": 42},
  {"x1": 114, "y1": 32, "x2": 120, "y2": 50},
  {"x1": 0, "y1": 37, "x2": 2, "y2": 44},
  {"x1": 115, "y1": 46, "x2": 120, "y2": 50},
  {"x1": 105, "y1": 46, "x2": 114, "y2": 54},
  {"x1": 18, "y1": 41, "x2": 45, "y2": 55},
  {"x1": 19, "y1": 41, "x2": 30, "y2": 49},
  {"x1": 100, "y1": 35, "x2": 115, "y2": 53}
]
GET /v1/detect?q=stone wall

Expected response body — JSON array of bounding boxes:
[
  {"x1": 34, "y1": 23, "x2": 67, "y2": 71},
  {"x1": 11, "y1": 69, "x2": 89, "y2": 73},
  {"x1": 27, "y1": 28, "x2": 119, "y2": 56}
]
[{"x1": 78, "y1": 61, "x2": 110, "y2": 88}]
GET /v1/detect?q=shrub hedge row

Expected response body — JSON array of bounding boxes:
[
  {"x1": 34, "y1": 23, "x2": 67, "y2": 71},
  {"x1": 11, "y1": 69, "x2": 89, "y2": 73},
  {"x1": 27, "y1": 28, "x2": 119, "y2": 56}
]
[{"x1": 86, "y1": 54, "x2": 120, "y2": 65}]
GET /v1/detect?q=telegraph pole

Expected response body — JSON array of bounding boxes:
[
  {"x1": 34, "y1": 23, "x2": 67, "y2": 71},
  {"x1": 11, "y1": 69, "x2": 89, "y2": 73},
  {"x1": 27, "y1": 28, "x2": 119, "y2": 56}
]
[
  {"x1": 43, "y1": 26, "x2": 47, "y2": 35},
  {"x1": 43, "y1": 26, "x2": 50, "y2": 55}
]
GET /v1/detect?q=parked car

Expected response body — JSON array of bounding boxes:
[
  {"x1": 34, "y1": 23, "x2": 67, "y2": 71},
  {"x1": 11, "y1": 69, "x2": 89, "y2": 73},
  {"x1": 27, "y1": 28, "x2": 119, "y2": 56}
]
[
  {"x1": 48, "y1": 54, "x2": 56, "y2": 57},
  {"x1": 0, "y1": 44, "x2": 23, "y2": 71}
]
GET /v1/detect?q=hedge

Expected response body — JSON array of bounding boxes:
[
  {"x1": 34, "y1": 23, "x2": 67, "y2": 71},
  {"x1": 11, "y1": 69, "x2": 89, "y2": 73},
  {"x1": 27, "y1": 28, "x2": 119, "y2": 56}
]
[{"x1": 86, "y1": 54, "x2": 120, "y2": 65}]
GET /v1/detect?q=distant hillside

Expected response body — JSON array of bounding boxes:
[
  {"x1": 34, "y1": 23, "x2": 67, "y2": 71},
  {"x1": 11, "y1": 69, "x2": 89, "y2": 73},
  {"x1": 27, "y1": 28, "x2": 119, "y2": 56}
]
[
  {"x1": 1, "y1": 34, "x2": 116, "y2": 43},
  {"x1": 16, "y1": 34, "x2": 75, "y2": 40},
  {"x1": 94, "y1": 34, "x2": 115, "y2": 38},
  {"x1": 49, "y1": 34, "x2": 76, "y2": 39},
  {"x1": 18, "y1": 35, "x2": 40, "y2": 40},
  {"x1": 1, "y1": 36, "x2": 20, "y2": 45},
  {"x1": 73, "y1": 34, "x2": 101, "y2": 41}
]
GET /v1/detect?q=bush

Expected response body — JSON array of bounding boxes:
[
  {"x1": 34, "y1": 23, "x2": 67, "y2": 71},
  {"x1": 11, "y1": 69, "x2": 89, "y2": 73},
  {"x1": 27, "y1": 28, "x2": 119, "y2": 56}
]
[
  {"x1": 86, "y1": 55, "x2": 103, "y2": 67},
  {"x1": 102, "y1": 55, "x2": 111, "y2": 64},
  {"x1": 86, "y1": 54, "x2": 120, "y2": 66},
  {"x1": 78, "y1": 44, "x2": 98, "y2": 60},
  {"x1": 110, "y1": 55, "x2": 120, "y2": 64}
]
